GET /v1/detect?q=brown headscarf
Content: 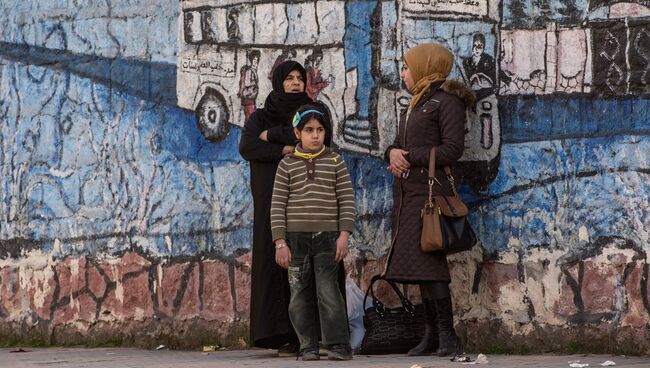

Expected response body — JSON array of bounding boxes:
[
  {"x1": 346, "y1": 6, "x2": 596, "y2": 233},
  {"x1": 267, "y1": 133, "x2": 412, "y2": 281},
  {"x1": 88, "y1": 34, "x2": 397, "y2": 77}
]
[{"x1": 403, "y1": 43, "x2": 454, "y2": 111}]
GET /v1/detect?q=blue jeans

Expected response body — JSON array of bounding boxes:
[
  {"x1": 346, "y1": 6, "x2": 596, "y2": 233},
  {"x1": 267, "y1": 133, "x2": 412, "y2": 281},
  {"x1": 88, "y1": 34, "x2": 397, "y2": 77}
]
[{"x1": 287, "y1": 232, "x2": 349, "y2": 350}]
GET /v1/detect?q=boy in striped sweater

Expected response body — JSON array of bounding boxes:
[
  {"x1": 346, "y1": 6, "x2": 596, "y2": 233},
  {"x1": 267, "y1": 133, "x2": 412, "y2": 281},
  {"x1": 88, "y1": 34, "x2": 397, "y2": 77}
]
[{"x1": 271, "y1": 104, "x2": 355, "y2": 361}]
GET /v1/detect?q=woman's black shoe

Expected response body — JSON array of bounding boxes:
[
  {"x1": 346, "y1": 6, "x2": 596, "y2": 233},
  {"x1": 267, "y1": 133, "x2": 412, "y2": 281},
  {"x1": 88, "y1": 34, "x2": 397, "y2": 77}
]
[
  {"x1": 277, "y1": 342, "x2": 300, "y2": 357},
  {"x1": 434, "y1": 297, "x2": 462, "y2": 357},
  {"x1": 408, "y1": 299, "x2": 439, "y2": 356},
  {"x1": 436, "y1": 331, "x2": 461, "y2": 356}
]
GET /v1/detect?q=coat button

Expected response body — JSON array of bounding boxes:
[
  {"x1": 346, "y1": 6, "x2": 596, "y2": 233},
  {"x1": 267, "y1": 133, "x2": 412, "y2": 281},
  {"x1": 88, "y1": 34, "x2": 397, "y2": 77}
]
[
  {"x1": 308, "y1": 170, "x2": 313, "y2": 173},
  {"x1": 309, "y1": 159, "x2": 312, "y2": 162}
]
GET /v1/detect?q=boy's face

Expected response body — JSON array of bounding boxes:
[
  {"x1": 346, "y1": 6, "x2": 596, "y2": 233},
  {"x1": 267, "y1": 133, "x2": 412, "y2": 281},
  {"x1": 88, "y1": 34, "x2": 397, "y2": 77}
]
[{"x1": 295, "y1": 118, "x2": 325, "y2": 151}]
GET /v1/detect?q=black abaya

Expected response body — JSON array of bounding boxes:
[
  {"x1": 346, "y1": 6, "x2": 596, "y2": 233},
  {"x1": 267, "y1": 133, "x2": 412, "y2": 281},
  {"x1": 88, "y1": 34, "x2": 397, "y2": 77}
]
[{"x1": 240, "y1": 110, "x2": 299, "y2": 348}]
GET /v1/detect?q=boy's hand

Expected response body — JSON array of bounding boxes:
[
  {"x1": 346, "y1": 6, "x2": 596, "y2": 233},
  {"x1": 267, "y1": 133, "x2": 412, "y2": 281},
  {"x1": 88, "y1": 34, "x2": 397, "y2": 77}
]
[
  {"x1": 275, "y1": 240, "x2": 291, "y2": 269},
  {"x1": 335, "y1": 231, "x2": 350, "y2": 262}
]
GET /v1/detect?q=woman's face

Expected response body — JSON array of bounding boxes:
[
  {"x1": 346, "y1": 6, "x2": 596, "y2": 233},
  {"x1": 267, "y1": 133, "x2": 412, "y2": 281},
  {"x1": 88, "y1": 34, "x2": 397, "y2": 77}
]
[
  {"x1": 283, "y1": 69, "x2": 305, "y2": 93},
  {"x1": 400, "y1": 63, "x2": 415, "y2": 91}
]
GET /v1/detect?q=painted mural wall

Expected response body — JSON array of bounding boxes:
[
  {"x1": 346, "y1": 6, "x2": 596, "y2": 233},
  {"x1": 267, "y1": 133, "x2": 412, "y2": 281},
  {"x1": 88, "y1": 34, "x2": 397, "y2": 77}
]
[{"x1": 1, "y1": 0, "x2": 649, "y2": 353}]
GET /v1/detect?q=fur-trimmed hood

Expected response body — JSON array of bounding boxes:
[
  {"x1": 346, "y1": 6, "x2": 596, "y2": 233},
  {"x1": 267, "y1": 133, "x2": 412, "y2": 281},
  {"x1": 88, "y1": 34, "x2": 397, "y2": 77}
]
[{"x1": 441, "y1": 78, "x2": 476, "y2": 108}]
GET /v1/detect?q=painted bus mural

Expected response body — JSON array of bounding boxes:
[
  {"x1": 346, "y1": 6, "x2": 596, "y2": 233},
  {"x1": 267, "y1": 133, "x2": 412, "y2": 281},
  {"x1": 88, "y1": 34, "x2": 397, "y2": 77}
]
[
  {"x1": 177, "y1": 0, "x2": 504, "y2": 189},
  {"x1": 1, "y1": 0, "x2": 649, "y2": 352}
]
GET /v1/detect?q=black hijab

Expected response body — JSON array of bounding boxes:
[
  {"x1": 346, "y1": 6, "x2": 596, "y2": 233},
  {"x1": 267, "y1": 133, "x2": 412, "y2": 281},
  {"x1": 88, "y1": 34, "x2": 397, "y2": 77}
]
[{"x1": 261, "y1": 60, "x2": 313, "y2": 128}]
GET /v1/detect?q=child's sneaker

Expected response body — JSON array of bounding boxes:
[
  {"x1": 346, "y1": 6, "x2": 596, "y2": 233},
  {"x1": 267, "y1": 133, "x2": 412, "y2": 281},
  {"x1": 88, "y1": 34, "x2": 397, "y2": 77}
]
[
  {"x1": 298, "y1": 347, "x2": 320, "y2": 361},
  {"x1": 327, "y1": 344, "x2": 353, "y2": 360}
]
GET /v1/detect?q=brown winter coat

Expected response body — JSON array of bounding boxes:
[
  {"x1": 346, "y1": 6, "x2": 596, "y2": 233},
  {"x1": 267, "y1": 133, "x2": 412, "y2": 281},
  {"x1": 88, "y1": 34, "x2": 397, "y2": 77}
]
[{"x1": 383, "y1": 79, "x2": 475, "y2": 283}]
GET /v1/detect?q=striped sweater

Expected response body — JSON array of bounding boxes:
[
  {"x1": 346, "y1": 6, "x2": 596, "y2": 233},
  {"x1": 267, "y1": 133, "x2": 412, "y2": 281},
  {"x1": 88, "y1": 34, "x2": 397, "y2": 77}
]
[{"x1": 271, "y1": 149, "x2": 355, "y2": 241}]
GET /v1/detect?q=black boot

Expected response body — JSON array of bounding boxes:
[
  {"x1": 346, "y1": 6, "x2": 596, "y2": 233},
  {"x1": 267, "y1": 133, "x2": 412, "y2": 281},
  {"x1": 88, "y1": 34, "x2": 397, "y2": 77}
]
[
  {"x1": 435, "y1": 296, "x2": 462, "y2": 356},
  {"x1": 408, "y1": 299, "x2": 439, "y2": 356}
]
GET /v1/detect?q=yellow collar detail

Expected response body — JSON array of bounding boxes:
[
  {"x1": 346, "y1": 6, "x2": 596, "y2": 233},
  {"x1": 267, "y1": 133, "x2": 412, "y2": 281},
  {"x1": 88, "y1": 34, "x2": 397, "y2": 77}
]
[{"x1": 294, "y1": 146, "x2": 326, "y2": 160}]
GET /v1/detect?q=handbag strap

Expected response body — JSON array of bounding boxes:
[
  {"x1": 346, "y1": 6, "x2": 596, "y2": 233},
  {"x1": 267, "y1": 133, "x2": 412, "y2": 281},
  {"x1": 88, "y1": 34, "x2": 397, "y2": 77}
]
[
  {"x1": 427, "y1": 147, "x2": 459, "y2": 200},
  {"x1": 363, "y1": 275, "x2": 416, "y2": 317}
]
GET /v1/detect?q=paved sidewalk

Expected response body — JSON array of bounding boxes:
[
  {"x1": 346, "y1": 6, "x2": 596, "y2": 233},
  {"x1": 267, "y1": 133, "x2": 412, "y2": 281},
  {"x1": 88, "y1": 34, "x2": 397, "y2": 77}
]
[{"x1": 1, "y1": 348, "x2": 648, "y2": 368}]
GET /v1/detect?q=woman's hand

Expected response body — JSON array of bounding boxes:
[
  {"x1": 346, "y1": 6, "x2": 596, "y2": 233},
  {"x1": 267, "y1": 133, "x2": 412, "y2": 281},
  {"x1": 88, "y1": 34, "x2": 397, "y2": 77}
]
[
  {"x1": 275, "y1": 240, "x2": 291, "y2": 269},
  {"x1": 335, "y1": 231, "x2": 350, "y2": 262},
  {"x1": 388, "y1": 148, "x2": 410, "y2": 177},
  {"x1": 258, "y1": 130, "x2": 269, "y2": 142},
  {"x1": 282, "y1": 145, "x2": 295, "y2": 156}
]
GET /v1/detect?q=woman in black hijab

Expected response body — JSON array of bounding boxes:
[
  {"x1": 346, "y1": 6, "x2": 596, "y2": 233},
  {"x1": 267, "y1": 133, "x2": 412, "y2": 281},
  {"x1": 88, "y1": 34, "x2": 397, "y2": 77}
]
[{"x1": 239, "y1": 60, "x2": 313, "y2": 355}]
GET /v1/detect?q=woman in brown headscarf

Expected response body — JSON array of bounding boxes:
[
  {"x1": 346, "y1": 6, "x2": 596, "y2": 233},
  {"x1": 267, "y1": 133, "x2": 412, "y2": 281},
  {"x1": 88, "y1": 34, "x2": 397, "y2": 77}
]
[{"x1": 383, "y1": 43, "x2": 475, "y2": 356}]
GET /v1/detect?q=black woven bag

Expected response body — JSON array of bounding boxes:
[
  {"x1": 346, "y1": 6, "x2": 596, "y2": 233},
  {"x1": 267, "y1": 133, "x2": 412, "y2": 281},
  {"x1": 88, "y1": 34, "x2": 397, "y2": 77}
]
[{"x1": 360, "y1": 275, "x2": 425, "y2": 354}]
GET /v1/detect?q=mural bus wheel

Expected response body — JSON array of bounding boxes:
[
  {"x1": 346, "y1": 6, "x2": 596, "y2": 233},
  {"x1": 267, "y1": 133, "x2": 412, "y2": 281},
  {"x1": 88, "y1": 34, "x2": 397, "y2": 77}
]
[{"x1": 196, "y1": 90, "x2": 229, "y2": 142}]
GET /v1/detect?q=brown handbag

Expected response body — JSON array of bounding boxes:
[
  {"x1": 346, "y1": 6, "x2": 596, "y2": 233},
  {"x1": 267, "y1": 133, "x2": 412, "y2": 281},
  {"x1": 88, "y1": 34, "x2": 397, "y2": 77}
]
[{"x1": 420, "y1": 148, "x2": 477, "y2": 254}]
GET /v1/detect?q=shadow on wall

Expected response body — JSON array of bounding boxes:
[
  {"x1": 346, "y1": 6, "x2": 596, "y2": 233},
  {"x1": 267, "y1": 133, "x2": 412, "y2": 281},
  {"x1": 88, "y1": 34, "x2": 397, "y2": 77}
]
[
  {"x1": 0, "y1": 42, "x2": 177, "y2": 106},
  {"x1": 0, "y1": 50, "x2": 248, "y2": 258},
  {"x1": 0, "y1": 41, "x2": 246, "y2": 164}
]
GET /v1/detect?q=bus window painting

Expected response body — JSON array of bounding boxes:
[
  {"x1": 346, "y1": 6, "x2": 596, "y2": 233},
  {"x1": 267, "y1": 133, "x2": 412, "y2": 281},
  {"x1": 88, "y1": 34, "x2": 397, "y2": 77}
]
[{"x1": 176, "y1": 1, "x2": 347, "y2": 143}]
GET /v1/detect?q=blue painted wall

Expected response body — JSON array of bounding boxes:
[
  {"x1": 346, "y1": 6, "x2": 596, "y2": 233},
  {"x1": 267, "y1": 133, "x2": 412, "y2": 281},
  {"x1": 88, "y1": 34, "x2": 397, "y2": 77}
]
[
  {"x1": 2, "y1": 0, "x2": 649, "y2": 272},
  {"x1": 1, "y1": 0, "x2": 650, "y2": 352}
]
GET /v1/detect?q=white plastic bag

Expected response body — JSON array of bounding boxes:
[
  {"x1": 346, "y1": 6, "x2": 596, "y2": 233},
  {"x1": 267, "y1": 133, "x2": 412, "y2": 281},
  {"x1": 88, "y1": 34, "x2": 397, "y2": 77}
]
[{"x1": 346, "y1": 276, "x2": 373, "y2": 351}]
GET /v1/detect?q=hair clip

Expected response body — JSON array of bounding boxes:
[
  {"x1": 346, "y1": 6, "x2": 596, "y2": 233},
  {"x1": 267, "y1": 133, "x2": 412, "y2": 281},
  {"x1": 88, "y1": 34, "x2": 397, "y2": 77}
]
[{"x1": 292, "y1": 109, "x2": 324, "y2": 127}]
